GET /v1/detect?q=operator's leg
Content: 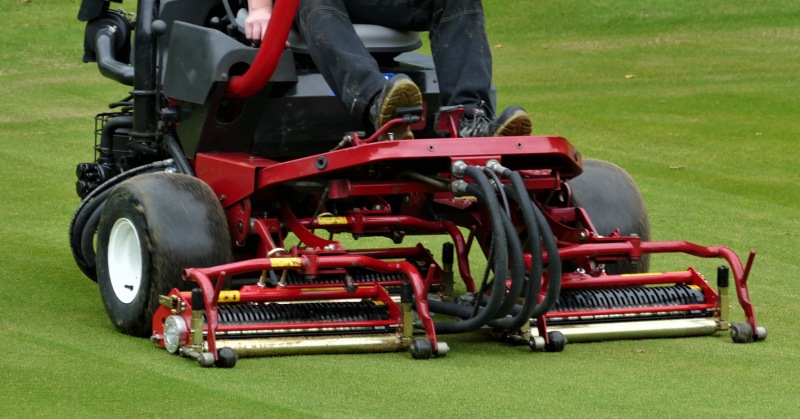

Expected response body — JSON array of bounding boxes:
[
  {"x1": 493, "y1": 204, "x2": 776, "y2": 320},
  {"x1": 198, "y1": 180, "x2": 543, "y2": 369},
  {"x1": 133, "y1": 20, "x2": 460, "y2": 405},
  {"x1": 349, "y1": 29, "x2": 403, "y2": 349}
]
[
  {"x1": 428, "y1": 0, "x2": 531, "y2": 136},
  {"x1": 297, "y1": 0, "x2": 422, "y2": 139},
  {"x1": 346, "y1": 0, "x2": 531, "y2": 137},
  {"x1": 427, "y1": 0, "x2": 493, "y2": 114},
  {"x1": 296, "y1": 0, "x2": 388, "y2": 121}
]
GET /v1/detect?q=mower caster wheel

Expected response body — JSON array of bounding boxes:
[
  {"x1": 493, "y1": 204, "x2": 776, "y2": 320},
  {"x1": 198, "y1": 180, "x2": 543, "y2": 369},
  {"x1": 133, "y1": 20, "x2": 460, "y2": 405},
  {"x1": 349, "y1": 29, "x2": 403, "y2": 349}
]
[
  {"x1": 756, "y1": 326, "x2": 768, "y2": 341},
  {"x1": 215, "y1": 347, "x2": 238, "y2": 368},
  {"x1": 410, "y1": 338, "x2": 433, "y2": 360},
  {"x1": 545, "y1": 331, "x2": 567, "y2": 352},
  {"x1": 730, "y1": 322, "x2": 754, "y2": 343},
  {"x1": 529, "y1": 336, "x2": 546, "y2": 352},
  {"x1": 435, "y1": 342, "x2": 449, "y2": 358},
  {"x1": 197, "y1": 352, "x2": 216, "y2": 368}
]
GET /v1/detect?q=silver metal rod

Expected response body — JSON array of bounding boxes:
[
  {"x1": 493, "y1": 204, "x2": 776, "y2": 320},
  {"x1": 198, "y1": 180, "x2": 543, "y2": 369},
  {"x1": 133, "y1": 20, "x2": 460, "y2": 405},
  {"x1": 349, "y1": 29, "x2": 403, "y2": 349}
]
[
  {"x1": 538, "y1": 318, "x2": 719, "y2": 343},
  {"x1": 211, "y1": 334, "x2": 405, "y2": 357}
]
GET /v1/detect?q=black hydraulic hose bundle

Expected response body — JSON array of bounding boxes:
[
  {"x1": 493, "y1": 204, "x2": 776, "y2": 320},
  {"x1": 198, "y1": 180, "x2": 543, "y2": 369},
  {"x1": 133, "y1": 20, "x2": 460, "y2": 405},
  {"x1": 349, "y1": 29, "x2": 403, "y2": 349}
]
[
  {"x1": 425, "y1": 164, "x2": 562, "y2": 334},
  {"x1": 69, "y1": 159, "x2": 176, "y2": 280},
  {"x1": 501, "y1": 170, "x2": 561, "y2": 321},
  {"x1": 482, "y1": 170, "x2": 561, "y2": 323},
  {"x1": 473, "y1": 183, "x2": 526, "y2": 328},
  {"x1": 426, "y1": 166, "x2": 510, "y2": 334}
]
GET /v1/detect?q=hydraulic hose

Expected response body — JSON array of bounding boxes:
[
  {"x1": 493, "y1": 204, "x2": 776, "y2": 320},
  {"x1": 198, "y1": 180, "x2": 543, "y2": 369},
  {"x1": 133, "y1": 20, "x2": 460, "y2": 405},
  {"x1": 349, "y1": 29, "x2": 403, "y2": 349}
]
[
  {"x1": 69, "y1": 159, "x2": 175, "y2": 280},
  {"x1": 426, "y1": 175, "x2": 537, "y2": 330},
  {"x1": 164, "y1": 133, "x2": 195, "y2": 176},
  {"x1": 501, "y1": 168, "x2": 561, "y2": 320},
  {"x1": 470, "y1": 184, "x2": 526, "y2": 327},
  {"x1": 433, "y1": 169, "x2": 563, "y2": 331},
  {"x1": 484, "y1": 168, "x2": 510, "y2": 219},
  {"x1": 79, "y1": 197, "x2": 108, "y2": 270},
  {"x1": 70, "y1": 187, "x2": 112, "y2": 280},
  {"x1": 426, "y1": 165, "x2": 509, "y2": 334},
  {"x1": 486, "y1": 174, "x2": 543, "y2": 329}
]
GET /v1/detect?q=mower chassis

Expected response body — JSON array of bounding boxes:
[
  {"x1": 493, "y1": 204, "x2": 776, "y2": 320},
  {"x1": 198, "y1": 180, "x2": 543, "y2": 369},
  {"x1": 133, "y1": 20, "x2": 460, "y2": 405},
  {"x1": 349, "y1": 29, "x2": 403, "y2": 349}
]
[{"x1": 148, "y1": 135, "x2": 765, "y2": 366}]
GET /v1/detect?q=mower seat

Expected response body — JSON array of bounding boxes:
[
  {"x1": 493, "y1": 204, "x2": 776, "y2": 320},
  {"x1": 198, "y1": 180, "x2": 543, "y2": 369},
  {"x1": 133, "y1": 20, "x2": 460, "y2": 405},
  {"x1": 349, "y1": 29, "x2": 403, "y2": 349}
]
[
  {"x1": 288, "y1": 25, "x2": 422, "y2": 56},
  {"x1": 161, "y1": 4, "x2": 441, "y2": 159}
]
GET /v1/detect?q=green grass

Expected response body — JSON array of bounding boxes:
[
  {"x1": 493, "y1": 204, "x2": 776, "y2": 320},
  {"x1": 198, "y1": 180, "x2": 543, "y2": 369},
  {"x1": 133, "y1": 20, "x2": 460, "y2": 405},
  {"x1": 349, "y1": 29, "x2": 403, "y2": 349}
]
[{"x1": 1, "y1": 0, "x2": 799, "y2": 417}]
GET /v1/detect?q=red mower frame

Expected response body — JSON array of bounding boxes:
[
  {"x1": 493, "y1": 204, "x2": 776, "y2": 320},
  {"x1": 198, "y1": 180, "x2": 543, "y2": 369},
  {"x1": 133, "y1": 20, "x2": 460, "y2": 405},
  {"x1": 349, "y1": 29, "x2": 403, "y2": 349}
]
[{"x1": 76, "y1": 0, "x2": 766, "y2": 369}]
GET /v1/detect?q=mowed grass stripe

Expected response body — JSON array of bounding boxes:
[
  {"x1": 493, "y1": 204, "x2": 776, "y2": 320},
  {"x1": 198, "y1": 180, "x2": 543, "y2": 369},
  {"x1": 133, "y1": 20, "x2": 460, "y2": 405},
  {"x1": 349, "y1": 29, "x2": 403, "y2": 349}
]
[{"x1": 1, "y1": 0, "x2": 798, "y2": 417}]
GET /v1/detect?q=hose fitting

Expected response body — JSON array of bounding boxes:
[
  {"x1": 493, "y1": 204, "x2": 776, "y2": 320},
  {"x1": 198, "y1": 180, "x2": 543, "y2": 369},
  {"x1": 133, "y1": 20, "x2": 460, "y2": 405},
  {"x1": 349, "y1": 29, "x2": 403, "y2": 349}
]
[
  {"x1": 451, "y1": 160, "x2": 468, "y2": 178},
  {"x1": 451, "y1": 179, "x2": 469, "y2": 196}
]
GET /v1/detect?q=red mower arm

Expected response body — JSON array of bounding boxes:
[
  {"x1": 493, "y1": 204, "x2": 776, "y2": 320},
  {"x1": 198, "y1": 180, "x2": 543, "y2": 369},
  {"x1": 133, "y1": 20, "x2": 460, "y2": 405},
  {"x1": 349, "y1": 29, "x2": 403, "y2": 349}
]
[{"x1": 225, "y1": 0, "x2": 300, "y2": 99}]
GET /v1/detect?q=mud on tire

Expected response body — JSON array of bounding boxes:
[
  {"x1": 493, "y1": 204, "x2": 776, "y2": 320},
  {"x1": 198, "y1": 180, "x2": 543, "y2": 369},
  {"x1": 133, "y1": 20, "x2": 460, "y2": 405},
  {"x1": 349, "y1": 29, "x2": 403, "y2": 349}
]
[{"x1": 96, "y1": 173, "x2": 232, "y2": 337}]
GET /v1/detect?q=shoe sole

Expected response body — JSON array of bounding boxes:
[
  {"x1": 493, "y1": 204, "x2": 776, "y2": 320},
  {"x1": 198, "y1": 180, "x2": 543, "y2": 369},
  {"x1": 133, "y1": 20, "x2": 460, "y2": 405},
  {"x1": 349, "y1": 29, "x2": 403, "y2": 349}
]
[
  {"x1": 377, "y1": 77, "x2": 422, "y2": 139},
  {"x1": 494, "y1": 108, "x2": 532, "y2": 137}
]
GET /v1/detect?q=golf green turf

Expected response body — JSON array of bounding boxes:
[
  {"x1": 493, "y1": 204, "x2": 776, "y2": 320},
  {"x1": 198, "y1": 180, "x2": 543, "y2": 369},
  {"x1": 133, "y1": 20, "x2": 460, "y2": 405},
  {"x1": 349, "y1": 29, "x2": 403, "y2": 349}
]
[{"x1": 1, "y1": 0, "x2": 798, "y2": 417}]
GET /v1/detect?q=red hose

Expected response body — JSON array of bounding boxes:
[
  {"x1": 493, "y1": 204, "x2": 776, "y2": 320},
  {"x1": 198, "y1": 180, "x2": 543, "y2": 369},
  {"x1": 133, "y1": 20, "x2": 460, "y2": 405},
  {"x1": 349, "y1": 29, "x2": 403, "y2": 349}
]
[{"x1": 225, "y1": 0, "x2": 300, "y2": 99}]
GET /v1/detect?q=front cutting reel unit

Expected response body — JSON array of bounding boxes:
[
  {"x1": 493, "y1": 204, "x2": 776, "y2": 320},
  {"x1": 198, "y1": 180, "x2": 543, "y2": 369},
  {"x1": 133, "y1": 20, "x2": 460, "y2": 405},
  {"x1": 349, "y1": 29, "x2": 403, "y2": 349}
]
[{"x1": 72, "y1": 0, "x2": 767, "y2": 368}]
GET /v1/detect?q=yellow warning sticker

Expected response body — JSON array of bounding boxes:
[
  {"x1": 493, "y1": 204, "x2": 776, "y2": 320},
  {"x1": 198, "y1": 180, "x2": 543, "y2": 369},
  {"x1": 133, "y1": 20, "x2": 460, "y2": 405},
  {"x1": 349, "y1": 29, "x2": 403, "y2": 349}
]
[
  {"x1": 317, "y1": 216, "x2": 348, "y2": 225},
  {"x1": 218, "y1": 291, "x2": 240, "y2": 303},
  {"x1": 300, "y1": 287, "x2": 346, "y2": 292},
  {"x1": 270, "y1": 257, "x2": 303, "y2": 268}
]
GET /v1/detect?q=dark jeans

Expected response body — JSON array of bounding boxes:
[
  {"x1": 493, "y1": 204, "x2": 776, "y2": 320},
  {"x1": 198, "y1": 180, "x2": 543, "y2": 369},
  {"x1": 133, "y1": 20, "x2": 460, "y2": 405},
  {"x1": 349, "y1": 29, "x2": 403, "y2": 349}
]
[{"x1": 296, "y1": 0, "x2": 494, "y2": 121}]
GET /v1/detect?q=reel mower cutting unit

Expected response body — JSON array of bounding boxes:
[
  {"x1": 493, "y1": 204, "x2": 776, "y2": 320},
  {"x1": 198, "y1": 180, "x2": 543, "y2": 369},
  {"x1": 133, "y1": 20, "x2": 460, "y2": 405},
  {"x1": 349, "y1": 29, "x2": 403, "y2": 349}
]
[{"x1": 72, "y1": 0, "x2": 767, "y2": 368}]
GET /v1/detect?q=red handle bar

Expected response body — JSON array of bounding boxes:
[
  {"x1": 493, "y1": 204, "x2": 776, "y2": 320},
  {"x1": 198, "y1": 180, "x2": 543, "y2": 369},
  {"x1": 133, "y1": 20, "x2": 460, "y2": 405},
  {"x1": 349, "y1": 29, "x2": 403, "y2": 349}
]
[{"x1": 225, "y1": 0, "x2": 300, "y2": 99}]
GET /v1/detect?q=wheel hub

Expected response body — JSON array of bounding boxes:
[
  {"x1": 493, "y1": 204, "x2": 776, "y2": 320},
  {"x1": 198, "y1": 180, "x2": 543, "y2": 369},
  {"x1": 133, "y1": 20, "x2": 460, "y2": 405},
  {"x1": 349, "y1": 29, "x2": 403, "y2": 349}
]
[{"x1": 107, "y1": 218, "x2": 143, "y2": 304}]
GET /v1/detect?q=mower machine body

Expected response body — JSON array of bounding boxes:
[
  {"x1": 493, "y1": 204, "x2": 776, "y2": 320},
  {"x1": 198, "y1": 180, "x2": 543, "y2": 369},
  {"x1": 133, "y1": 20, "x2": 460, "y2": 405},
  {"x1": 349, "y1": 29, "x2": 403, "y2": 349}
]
[{"x1": 72, "y1": 0, "x2": 766, "y2": 368}]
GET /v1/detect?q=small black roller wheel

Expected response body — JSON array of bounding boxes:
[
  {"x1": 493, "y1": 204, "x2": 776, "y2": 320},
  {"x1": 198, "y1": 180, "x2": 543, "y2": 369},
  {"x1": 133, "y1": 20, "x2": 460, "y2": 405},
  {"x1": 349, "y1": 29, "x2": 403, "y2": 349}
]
[
  {"x1": 545, "y1": 331, "x2": 567, "y2": 352},
  {"x1": 755, "y1": 326, "x2": 768, "y2": 341},
  {"x1": 730, "y1": 322, "x2": 754, "y2": 343},
  {"x1": 96, "y1": 173, "x2": 233, "y2": 337},
  {"x1": 215, "y1": 347, "x2": 238, "y2": 368},
  {"x1": 410, "y1": 338, "x2": 433, "y2": 360}
]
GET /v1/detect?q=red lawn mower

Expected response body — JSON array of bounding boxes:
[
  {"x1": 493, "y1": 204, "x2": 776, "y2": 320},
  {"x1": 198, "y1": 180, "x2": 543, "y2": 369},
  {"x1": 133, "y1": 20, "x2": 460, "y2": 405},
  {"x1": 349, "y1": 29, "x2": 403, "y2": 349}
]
[{"x1": 72, "y1": 0, "x2": 766, "y2": 368}]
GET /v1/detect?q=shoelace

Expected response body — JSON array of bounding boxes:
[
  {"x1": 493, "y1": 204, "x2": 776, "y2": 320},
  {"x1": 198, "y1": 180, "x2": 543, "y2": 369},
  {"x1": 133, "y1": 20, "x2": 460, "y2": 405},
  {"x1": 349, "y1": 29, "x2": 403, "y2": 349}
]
[{"x1": 459, "y1": 108, "x2": 494, "y2": 137}]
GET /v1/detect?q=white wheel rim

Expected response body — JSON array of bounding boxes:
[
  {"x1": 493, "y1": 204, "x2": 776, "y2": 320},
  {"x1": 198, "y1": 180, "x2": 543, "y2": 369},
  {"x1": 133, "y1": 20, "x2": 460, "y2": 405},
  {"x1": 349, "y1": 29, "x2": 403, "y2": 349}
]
[{"x1": 107, "y1": 218, "x2": 143, "y2": 304}]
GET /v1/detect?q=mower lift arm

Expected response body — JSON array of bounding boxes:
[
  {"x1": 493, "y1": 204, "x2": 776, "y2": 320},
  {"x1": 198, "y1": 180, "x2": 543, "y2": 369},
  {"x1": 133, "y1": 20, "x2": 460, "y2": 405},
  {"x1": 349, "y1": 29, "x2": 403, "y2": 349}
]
[{"x1": 226, "y1": 0, "x2": 299, "y2": 98}]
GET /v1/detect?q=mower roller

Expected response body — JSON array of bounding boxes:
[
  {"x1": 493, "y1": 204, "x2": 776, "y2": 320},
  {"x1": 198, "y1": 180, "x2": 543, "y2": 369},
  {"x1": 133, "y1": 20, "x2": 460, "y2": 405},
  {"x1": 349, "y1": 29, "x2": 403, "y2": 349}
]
[{"x1": 72, "y1": 0, "x2": 767, "y2": 368}]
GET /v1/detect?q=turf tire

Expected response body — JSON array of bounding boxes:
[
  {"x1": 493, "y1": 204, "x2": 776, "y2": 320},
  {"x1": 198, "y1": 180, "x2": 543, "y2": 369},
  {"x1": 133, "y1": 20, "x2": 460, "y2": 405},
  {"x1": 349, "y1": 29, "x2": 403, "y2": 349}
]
[
  {"x1": 567, "y1": 159, "x2": 651, "y2": 274},
  {"x1": 96, "y1": 173, "x2": 232, "y2": 337}
]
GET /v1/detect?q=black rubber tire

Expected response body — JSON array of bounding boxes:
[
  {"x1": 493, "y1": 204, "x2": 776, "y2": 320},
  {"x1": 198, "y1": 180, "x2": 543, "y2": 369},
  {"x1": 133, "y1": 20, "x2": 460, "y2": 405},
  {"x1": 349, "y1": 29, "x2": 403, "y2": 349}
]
[
  {"x1": 96, "y1": 173, "x2": 232, "y2": 337},
  {"x1": 215, "y1": 347, "x2": 238, "y2": 368},
  {"x1": 730, "y1": 322, "x2": 754, "y2": 344},
  {"x1": 410, "y1": 338, "x2": 433, "y2": 360},
  {"x1": 567, "y1": 159, "x2": 651, "y2": 274},
  {"x1": 545, "y1": 331, "x2": 567, "y2": 352}
]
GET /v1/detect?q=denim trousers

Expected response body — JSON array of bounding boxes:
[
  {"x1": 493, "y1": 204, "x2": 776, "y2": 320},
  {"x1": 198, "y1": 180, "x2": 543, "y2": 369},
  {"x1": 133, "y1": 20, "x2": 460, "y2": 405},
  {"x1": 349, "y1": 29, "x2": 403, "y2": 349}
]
[{"x1": 296, "y1": 0, "x2": 494, "y2": 121}]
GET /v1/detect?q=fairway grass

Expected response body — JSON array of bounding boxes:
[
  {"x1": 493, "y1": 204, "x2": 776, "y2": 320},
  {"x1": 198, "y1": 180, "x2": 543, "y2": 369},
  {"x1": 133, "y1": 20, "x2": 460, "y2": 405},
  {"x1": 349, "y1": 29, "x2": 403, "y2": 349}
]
[{"x1": 1, "y1": 1, "x2": 799, "y2": 417}]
